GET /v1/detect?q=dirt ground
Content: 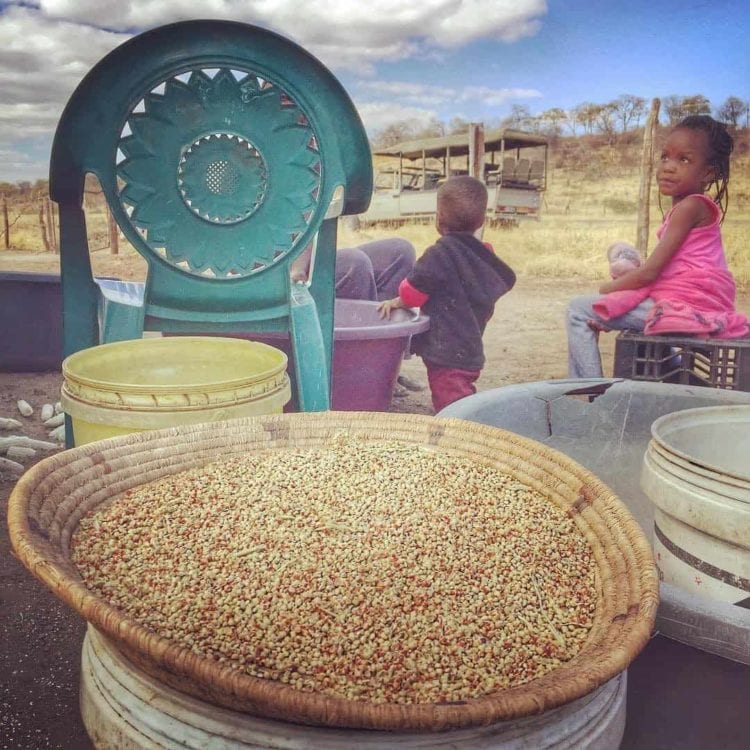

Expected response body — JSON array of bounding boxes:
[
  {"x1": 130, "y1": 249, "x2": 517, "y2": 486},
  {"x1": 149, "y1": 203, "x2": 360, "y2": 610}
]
[{"x1": 2, "y1": 253, "x2": 749, "y2": 748}]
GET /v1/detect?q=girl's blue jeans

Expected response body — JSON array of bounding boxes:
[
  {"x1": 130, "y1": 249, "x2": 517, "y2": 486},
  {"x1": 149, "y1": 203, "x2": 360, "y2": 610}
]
[{"x1": 566, "y1": 294, "x2": 654, "y2": 378}]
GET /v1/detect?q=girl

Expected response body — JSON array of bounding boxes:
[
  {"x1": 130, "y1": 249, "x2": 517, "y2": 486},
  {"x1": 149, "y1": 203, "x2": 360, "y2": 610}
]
[{"x1": 566, "y1": 115, "x2": 748, "y2": 378}]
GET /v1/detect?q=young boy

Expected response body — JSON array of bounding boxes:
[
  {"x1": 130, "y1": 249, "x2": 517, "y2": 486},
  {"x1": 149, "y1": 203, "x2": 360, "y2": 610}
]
[{"x1": 378, "y1": 175, "x2": 516, "y2": 412}]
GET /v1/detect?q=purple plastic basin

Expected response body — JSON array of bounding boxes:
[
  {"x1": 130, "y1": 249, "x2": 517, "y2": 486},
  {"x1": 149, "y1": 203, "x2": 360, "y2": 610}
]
[
  {"x1": 244, "y1": 299, "x2": 429, "y2": 411},
  {"x1": 0, "y1": 272, "x2": 63, "y2": 372}
]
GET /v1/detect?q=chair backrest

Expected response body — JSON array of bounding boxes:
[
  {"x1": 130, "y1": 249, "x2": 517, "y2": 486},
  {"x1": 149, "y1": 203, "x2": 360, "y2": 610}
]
[
  {"x1": 50, "y1": 20, "x2": 372, "y2": 334},
  {"x1": 513, "y1": 158, "x2": 531, "y2": 183},
  {"x1": 528, "y1": 159, "x2": 545, "y2": 185}
]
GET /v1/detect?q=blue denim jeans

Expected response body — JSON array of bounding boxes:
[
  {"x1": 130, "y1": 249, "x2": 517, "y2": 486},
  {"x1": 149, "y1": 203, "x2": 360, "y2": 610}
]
[{"x1": 566, "y1": 294, "x2": 654, "y2": 378}]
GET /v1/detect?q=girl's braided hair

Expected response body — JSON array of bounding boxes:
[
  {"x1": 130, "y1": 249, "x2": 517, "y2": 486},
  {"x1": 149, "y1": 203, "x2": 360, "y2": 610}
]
[{"x1": 677, "y1": 114, "x2": 734, "y2": 222}]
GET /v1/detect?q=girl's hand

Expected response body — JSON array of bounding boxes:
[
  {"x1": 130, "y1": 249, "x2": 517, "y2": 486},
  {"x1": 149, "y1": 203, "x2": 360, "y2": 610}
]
[
  {"x1": 599, "y1": 195, "x2": 711, "y2": 294},
  {"x1": 290, "y1": 243, "x2": 313, "y2": 283},
  {"x1": 378, "y1": 297, "x2": 405, "y2": 319}
]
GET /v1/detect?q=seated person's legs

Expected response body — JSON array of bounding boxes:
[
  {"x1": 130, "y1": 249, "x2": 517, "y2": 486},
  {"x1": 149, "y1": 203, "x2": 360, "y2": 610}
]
[
  {"x1": 335, "y1": 239, "x2": 416, "y2": 301},
  {"x1": 567, "y1": 295, "x2": 606, "y2": 378},
  {"x1": 566, "y1": 294, "x2": 653, "y2": 378},
  {"x1": 354, "y1": 238, "x2": 416, "y2": 301},
  {"x1": 334, "y1": 247, "x2": 377, "y2": 300}
]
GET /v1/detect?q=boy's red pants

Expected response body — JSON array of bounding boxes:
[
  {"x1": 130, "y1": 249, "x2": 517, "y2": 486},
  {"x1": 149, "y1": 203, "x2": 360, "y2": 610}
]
[{"x1": 425, "y1": 363, "x2": 480, "y2": 413}]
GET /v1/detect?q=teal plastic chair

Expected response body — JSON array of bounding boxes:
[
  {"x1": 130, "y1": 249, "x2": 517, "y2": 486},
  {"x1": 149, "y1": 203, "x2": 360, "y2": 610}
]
[{"x1": 50, "y1": 20, "x2": 372, "y2": 413}]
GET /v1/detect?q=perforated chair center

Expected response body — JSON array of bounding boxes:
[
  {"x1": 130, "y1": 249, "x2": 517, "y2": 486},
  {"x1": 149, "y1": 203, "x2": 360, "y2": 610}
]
[{"x1": 178, "y1": 133, "x2": 267, "y2": 224}]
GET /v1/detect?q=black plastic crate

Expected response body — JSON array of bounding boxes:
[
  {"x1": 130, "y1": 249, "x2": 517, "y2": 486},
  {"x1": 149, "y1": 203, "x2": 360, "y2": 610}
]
[{"x1": 613, "y1": 332, "x2": 750, "y2": 391}]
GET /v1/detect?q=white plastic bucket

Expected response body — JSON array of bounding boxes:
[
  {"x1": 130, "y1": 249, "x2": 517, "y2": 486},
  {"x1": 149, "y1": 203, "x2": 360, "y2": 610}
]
[
  {"x1": 80, "y1": 627, "x2": 627, "y2": 750},
  {"x1": 61, "y1": 337, "x2": 291, "y2": 446},
  {"x1": 641, "y1": 406, "x2": 750, "y2": 606}
]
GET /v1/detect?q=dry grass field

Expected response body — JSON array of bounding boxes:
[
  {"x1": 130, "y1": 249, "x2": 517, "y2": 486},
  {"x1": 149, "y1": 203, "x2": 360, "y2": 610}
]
[
  {"x1": 353, "y1": 138, "x2": 750, "y2": 286},
  {"x1": 2, "y1": 132, "x2": 749, "y2": 285}
]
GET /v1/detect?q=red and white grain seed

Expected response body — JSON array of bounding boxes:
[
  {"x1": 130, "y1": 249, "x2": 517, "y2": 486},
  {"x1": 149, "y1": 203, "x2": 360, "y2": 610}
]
[{"x1": 72, "y1": 436, "x2": 597, "y2": 705}]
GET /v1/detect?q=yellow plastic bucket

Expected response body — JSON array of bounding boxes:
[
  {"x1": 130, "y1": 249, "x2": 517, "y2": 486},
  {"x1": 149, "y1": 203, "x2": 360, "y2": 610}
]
[{"x1": 61, "y1": 337, "x2": 291, "y2": 446}]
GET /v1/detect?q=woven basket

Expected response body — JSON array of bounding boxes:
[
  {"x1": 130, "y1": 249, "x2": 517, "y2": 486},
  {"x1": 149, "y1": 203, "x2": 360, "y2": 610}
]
[{"x1": 8, "y1": 412, "x2": 658, "y2": 731}]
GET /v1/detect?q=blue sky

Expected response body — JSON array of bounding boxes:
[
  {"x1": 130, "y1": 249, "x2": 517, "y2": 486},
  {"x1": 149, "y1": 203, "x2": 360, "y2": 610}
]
[{"x1": 0, "y1": 0, "x2": 747, "y2": 182}]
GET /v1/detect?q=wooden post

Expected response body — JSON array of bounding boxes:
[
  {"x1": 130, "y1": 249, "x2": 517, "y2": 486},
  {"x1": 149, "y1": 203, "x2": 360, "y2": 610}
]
[
  {"x1": 107, "y1": 205, "x2": 119, "y2": 255},
  {"x1": 468, "y1": 123, "x2": 485, "y2": 181},
  {"x1": 637, "y1": 98, "x2": 660, "y2": 256},
  {"x1": 2, "y1": 197, "x2": 9, "y2": 250},
  {"x1": 45, "y1": 197, "x2": 58, "y2": 253},
  {"x1": 38, "y1": 201, "x2": 51, "y2": 252}
]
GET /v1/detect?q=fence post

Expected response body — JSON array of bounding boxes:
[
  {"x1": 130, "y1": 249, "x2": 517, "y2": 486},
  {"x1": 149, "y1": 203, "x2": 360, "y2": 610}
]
[
  {"x1": 468, "y1": 123, "x2": 485, "y2": 181},
  {"x1": 2, "y1": 196, "x2": 8, "y2": 250},
  {"x1": 637, "y1": 98, "x2": 660, "y2": 256},
  {"x1": 38, "y1": 200, "x2": 51, "y2": 252},
  {"x1": 107, "y1": 205, "x2": 119, "y2": 255},
  {"x1": 45, "y1": 197, "x2": 58, "y2": 253}
]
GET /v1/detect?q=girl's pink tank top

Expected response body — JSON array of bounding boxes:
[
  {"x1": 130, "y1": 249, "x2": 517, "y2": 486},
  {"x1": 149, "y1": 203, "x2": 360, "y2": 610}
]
[{"x1": 656, "y1": 193, "x2": 727, "y2": 276}]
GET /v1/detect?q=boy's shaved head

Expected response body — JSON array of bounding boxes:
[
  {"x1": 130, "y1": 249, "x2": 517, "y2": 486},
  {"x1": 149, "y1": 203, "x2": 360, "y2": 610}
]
[{"x1": 436, "y1": 175, "x2": 488, "y2": 234}]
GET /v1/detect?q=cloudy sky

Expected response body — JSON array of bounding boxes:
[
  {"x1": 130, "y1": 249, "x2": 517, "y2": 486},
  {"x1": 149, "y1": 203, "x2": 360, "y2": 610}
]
[{"x1": 0, "y1": 0, "x2": 747, "y2": 182}]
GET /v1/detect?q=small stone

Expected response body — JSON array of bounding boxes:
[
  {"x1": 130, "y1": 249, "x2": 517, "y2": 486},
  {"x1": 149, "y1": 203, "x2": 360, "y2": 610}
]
[
  {"x1": 43, "y1": 413, "x2": 65, "y2": 428},
  {"x1": 17, "y1": 400, "x2": 33, "y2": 417}
]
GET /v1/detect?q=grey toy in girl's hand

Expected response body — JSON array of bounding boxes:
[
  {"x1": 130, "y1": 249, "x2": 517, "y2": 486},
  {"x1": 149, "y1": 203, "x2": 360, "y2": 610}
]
[{"x1": 607, "y1": 241, "x2": 642, "y2": 279}]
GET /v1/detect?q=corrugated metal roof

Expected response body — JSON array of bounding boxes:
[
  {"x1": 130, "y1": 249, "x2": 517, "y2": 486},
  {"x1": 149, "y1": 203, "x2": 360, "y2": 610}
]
[{"x1": 373, "y1": 128, "x2": 548, "y2": 159}]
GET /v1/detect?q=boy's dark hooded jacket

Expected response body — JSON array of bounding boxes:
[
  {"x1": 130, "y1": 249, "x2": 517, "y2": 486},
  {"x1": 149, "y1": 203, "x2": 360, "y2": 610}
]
[{"x1": 407, "y1": 232, "x2": 516, "y2": 370}]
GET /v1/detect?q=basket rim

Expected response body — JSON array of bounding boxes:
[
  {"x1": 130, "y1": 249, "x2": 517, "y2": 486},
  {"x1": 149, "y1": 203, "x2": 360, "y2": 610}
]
[{"x1": 8, "y1": 411, "x2": 659, "y2": 731}]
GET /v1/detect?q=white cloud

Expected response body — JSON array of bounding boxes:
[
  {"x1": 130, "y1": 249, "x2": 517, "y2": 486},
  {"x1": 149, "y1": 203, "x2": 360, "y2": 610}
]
[
  {"x1": 357, "y1": 81, "x2": 456, "y2": 107},
  {"x1": 0, "y1": 145, "x2": 49, "y2": 184},
  {"x1": 355, "y1": 102, "x2": 439, "y2": 134},
  {"x1": 0, "y1": 7, "x2": 127, "y2": 120},
  {"x1": 37, "y1": 0, "x2": 546, "y2": 51},
  {"x1": 357, "y1": 81, "x2": 542, "y2": 109},
  {"x1": 0, "y1": 0, "x2": 547, "y2": 180},
  {"x1": 461, "y1": 86, "x2": 542, "y2": 107},
  {"x1": 34, "y1": 1, "x2": 546, "y2": 73}
]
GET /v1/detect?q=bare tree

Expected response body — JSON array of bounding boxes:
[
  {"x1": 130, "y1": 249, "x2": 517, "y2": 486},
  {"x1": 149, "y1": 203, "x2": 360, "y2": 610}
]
[
  {"x1": 447, "y1": 116, "x2": 470, "y2": 135},
  {"x1": 422, "y1": 117, "x2": 446, "y2": 138},
  {"x1": 682, "y1": 95, "x2": 711, "y2": 117},
  {"x1": 572, "y1": 102, "x2": 600, "y2": 134},
  {"x1": 613, "y1": 95, "x2": 646, "y2": 132},
  {"x1": 716, "y1": 96, "x2": 746, "y2": 128},
  {"x1": 502, "y1": 104, "x2": 533, "y2": 131},
  {"x1": 564, "y1": 108, "x2": 580, "y2": 136},
  {"x1": 372, "y1": 120, "x2": 417, "y2": 148},
  {"x1": 539, "y1": 107, "x2": 566, "y2": 136},
  {"x1": 596, "y1": 102, "x2": 619, "y2": 142},
  {"x1": 663, "y1": 96, "x2": 685, "y2": 125},
  {"x1": 664, "y1": 94, "x2": 711, "y2": 124}
]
